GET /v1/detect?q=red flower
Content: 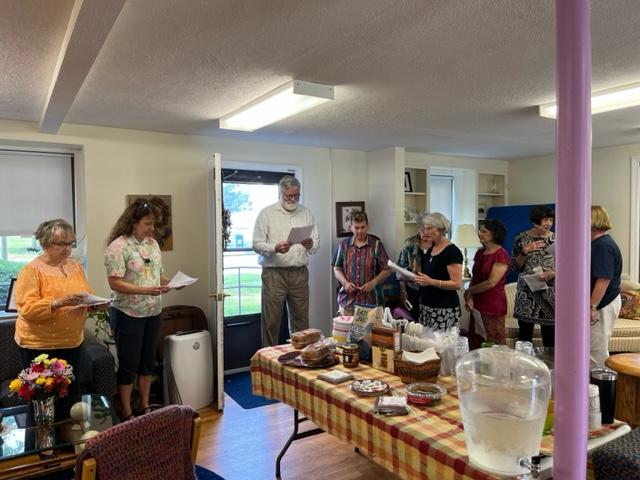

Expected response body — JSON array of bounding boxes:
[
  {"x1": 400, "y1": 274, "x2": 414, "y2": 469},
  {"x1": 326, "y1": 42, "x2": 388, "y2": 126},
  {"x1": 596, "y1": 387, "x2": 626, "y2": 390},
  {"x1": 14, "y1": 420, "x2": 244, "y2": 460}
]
[
  {"x1": 32, "y1": 363, "x2": 45, "y2": 373},
  {"x1": 19, "y1": 384, "x2": 33, "y2": 401}
]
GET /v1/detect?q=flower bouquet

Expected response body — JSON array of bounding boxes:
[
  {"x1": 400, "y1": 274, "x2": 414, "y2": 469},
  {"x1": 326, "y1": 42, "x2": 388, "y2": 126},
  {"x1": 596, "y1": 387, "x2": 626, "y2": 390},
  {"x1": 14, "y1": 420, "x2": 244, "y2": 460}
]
[{"x1": 9, "y1": 354, "x2": 74, "y2": 401}]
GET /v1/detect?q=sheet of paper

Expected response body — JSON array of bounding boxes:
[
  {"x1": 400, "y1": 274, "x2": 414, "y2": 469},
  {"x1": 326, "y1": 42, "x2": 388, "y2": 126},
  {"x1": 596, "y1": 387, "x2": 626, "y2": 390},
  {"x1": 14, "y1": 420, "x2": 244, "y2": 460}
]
[
  {"x1": 472, "y1": 309, "x2": 487, "y2": 339},
  {"x1": 286, "y1": 225, "x2": 314, "y2": 244},
  {"x1": 69, "y1": 293, "x2": 111, "y2": 309},
  {"x1": 387, "y1": 260, "x2": 416, "y2": 281},
  {"x1": 523, "y1": 273, "x2": 549, "y2": 292},
  {"x1": 168, "y1": 271, "x2": 198, "y2": 289}
]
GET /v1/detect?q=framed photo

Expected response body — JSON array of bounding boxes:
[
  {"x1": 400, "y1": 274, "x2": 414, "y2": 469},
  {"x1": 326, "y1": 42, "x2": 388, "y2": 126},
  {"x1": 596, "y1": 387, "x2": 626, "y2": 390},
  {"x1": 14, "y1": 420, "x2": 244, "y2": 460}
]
[
  {"x1": 404, "y1": 172, "x2": 413, "y2": 192},
  {"x1": 478, "y1": 204, "x2": 487, "y2": 220},
  {"x1": 126, "y1": 194, "x2": 173, "y2": 251},
  {"x1": 4, "y1": 277, "x2": 17, "y2": 312},
  {"x1": 336, "y1": 201, "x2": 365, "y2": 237}
]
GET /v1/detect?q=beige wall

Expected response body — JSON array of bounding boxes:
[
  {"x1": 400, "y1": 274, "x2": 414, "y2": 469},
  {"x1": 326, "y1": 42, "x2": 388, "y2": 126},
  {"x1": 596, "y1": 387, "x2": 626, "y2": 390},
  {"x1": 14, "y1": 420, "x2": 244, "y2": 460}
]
[
  {"x1": 508, "y1": 143, "x2": 640, "y2": 277},
  {"x1": 0, "y1": 119, "x2": 369, "y2": 333}
]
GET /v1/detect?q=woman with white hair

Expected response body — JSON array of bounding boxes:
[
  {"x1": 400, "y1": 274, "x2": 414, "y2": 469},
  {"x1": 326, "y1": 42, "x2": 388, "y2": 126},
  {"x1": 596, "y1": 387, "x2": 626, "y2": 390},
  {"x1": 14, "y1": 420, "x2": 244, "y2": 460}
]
[
  {"x1": 412, "y1": 212, "x2": 463, "y2": 331},
  {"x1": 397, "y1": 211, "x2": 432, "y2": 319}
]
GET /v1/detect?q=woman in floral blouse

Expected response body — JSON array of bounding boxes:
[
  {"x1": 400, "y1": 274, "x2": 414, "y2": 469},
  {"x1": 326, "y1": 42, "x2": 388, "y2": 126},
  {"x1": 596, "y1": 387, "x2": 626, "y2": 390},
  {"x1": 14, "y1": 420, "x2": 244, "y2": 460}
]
[
  {"x1": 511, "y1": 205, "x2": 556, "y2": 347},
  {"x1": 105, "y1": 199, "x2": 171, "y2": 420}
]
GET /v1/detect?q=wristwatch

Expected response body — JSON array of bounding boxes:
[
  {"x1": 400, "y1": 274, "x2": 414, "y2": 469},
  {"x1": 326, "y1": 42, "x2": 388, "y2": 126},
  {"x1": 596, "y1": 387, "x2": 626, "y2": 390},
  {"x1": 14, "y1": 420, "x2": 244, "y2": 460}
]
[{"x1": 590, "y1": 304, "x2": 598, "y2": 310}]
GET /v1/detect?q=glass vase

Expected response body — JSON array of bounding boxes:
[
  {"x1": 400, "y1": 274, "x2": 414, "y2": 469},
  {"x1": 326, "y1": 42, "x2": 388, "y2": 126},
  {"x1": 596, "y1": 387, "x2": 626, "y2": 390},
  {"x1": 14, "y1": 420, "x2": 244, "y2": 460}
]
[{"x1": 32, "y1": 396, "x2": 55, "y2": 425}]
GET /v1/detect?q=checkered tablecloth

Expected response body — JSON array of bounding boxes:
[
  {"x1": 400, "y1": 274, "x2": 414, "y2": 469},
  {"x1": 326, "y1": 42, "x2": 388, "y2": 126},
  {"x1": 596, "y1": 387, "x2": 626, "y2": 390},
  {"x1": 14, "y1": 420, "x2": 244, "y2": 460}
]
[{"x1": 251, "y1": 345, "x2": 623, "y2": 480}]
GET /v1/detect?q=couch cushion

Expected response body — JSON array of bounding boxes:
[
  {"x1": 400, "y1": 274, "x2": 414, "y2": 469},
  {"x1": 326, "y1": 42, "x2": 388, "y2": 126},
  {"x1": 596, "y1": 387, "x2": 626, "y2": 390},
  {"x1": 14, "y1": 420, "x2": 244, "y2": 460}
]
[
  {"x1": 621, "y1": 279, "x2": 640, "y2": 291},
  {"x1": 613, "y1": 318, "x2": 640, "y2": 337},
  {"x1": 620, "y1": 290, "x2": 640, "y2": 320}
]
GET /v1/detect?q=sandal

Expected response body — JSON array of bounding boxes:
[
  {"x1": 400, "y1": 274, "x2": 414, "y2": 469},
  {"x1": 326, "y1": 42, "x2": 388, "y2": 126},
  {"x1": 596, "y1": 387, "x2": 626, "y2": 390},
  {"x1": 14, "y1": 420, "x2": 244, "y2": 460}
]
[
  {"x1": 122, "y1": 413, "x2": 135, "y2": 422},
  {"x1": 139, "y1": 406, "x2": 152, "y2": 415}
]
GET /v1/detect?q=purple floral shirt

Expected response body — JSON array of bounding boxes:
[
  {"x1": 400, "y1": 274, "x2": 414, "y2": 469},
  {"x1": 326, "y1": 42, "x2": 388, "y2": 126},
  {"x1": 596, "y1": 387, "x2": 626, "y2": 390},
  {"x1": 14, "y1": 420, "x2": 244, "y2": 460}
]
[{"x1": 104, "y1": 235, "x2": 164, "y2": 317}]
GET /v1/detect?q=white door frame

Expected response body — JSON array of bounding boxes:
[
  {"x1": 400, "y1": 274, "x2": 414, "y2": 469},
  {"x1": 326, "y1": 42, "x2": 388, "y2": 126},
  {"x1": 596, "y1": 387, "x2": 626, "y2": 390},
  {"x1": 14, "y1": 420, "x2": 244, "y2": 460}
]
[
  {"x1": 630, "y1": 157, "x2": 640, "y2": 282},
  {"x1": 207, "y1": 153, "x2": 225, "y2": 411}
]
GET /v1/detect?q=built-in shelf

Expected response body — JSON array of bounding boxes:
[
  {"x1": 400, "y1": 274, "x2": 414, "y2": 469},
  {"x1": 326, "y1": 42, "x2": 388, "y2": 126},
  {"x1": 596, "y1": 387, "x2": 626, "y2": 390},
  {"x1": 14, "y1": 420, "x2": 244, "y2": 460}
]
[
  {"x1": 404, "y1": 167, "x2": 428, "y2": 238},
  {"x1": 477, "y1": 173, "x2": 506, "y2": 224}
]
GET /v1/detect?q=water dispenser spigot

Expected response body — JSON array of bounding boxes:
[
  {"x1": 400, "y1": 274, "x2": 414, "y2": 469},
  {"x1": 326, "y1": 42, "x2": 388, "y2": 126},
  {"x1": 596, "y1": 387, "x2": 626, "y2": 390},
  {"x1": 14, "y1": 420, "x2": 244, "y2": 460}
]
[{"x1": 518, "y1": 454, "x2": 550, "y2": 479}]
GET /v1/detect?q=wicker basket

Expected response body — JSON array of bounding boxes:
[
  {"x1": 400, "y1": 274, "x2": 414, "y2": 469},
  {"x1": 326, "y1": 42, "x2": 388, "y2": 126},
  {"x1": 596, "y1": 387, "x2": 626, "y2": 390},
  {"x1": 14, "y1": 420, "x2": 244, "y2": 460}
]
[{"x1": 394, "y1": 353, "x2": 441, "y2": 384}]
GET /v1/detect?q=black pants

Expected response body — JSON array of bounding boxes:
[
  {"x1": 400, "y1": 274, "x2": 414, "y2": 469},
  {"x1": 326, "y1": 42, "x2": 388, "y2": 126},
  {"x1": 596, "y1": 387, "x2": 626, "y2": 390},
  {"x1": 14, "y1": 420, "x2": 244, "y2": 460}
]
[
  {"x1": 19, "y1": 346, "x2": 82, "y2": 395},
  {"x1": 518, "y1": 320, "x2": 555, "y2": 348},
  {"x1": 110, "y1": 307, "x2": 161, "y2": 385}
]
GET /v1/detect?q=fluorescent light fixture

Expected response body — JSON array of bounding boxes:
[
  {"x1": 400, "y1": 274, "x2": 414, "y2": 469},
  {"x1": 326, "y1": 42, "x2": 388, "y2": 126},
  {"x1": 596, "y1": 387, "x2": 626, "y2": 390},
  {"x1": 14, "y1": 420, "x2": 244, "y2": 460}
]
[
  {"x1": 539, "y1": 81, "x2": 640, "y2": 119},
  {"x1": 218, "y1": 80, "x2": 334, "y2": 132}
]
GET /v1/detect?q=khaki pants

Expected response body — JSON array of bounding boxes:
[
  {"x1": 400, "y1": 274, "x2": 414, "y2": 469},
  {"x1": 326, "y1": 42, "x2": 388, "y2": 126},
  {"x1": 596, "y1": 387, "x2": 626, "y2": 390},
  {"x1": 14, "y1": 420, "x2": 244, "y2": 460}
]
[
  {"x1": 590, "y1": 294, "x2": 622, "y2": 369},
  {"x1": 261, "y1": 267, "x2": 309, "y2": 347}
]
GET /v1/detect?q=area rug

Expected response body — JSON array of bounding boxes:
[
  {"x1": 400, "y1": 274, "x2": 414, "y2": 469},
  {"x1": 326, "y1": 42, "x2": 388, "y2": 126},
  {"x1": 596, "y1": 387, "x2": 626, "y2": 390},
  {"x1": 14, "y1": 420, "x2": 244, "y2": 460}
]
[
  {"x1": 224, "y1": 371, "x2": 279, "y2": 409},
  {"x1": 195, "y1": 465, "x2": 226, "y2": 480}
]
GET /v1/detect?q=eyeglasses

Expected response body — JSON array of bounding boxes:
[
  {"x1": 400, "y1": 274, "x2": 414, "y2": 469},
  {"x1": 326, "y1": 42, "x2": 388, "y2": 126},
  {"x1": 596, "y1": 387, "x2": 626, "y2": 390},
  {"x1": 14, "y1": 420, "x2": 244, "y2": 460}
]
[
  {"x1": 136, "y1": 202, "x2": 149, "y2": 211},
  {"x1": 51, "y1": 241, "x2": 77, "y2": 248},
  {"x1": 282, "y1": 193, "x2": 300, "y2": 201}
]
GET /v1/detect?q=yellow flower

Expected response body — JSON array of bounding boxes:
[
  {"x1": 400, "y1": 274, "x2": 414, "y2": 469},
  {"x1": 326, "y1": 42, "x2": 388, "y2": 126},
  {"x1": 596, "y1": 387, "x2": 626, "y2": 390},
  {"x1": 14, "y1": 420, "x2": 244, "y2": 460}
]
[
  {"x1": 44, "y1": 378, "x2": 55, "y2": 392},
  {"x1": 35, "y1": 377, "x2": 47, "y2": 386},
  {"x1": 33, "y1": 353, "x2": 49, "y2": 364},
  {"x1": 9, "y1": 378, "x2": 22, "y2": 392}
]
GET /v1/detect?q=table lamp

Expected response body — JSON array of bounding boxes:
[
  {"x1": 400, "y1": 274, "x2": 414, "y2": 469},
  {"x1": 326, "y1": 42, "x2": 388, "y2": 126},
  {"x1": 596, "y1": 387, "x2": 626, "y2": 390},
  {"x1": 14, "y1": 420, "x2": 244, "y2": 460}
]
[{"x1": 453, "y1": 224, "x2": 481, "y2": 278}]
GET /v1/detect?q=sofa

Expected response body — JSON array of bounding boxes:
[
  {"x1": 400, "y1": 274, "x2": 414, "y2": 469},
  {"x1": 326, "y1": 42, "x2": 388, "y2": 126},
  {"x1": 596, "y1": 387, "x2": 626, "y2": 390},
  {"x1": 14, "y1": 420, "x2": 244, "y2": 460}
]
[
  {"x1": 0, "y1": 318, "x2": 116, "y2": 407},
  {"x1": 505, "y1": 279, "x2": 640, "y2": 352}
]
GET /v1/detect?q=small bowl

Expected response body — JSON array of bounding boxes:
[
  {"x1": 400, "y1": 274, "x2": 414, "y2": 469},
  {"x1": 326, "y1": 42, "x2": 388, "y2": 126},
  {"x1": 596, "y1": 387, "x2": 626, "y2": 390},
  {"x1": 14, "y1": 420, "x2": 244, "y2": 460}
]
[{"x1": 405, "y1": 382, "x2": 447, "y2": 406}]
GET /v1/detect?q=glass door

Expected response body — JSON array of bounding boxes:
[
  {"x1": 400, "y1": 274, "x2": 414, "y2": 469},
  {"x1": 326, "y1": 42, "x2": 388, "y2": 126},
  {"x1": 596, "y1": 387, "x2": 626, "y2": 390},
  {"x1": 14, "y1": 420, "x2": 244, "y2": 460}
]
[{"x1": 222, "y1": 169, "x2": 290, "y2": 371}]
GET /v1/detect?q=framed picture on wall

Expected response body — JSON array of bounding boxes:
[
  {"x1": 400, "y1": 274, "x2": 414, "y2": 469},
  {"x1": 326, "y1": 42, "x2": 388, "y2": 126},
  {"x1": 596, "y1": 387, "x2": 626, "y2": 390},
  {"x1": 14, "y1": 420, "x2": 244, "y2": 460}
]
[
  {"x1": 336, "y1": 201, "x2": 365, "y2": 237},
  {"x1": 404, "y1": 172, "x2": 413, "y2": 192},
  {"x1": 4, "y1": 277, "x2": 17, "y2": 312}
]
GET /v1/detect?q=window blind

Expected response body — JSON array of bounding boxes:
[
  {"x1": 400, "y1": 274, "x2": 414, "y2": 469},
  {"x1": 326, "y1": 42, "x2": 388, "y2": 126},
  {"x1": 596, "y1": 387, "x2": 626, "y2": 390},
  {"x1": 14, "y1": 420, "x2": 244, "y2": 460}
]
[{"x1": 0, "y1": 150, "x2": 74, "y2": 235}]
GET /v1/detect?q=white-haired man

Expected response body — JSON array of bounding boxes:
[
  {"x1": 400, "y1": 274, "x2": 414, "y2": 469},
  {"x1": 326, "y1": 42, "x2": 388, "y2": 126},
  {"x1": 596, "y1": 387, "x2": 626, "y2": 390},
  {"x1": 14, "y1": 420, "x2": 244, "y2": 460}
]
[{"x1": 253, "y1": 175, "x2": 319, "y2": 346}]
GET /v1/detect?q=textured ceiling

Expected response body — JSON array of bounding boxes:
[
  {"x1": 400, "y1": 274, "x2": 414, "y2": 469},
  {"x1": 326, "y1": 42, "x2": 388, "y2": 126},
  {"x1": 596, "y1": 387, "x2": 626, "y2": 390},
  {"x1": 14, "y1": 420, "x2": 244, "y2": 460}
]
[{"x1": 2, "y1": 0, "x2": 640, "y2": 158}]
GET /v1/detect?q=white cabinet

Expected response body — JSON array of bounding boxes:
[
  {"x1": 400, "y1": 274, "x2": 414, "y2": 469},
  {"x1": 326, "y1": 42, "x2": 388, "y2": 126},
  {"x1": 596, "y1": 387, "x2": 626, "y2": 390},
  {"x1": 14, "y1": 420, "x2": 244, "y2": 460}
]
[{"x1": 403, "y1": 167, "x2": 428, "y2": 239}]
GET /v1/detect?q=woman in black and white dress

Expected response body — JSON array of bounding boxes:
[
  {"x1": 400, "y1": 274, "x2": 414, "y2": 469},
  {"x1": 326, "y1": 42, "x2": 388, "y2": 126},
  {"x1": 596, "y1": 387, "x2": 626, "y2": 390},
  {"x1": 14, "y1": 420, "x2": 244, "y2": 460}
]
[
  {"x1": 412, "y1": 213, "x2": 463, "y2": 331},
  {"x1": 511, "y1": 205, "x2": 556, "y2": 347}
]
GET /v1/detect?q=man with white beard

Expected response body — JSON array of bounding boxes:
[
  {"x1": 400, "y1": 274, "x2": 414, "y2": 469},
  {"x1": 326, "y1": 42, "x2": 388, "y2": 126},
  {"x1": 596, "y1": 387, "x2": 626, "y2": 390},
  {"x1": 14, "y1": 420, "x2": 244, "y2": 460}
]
[{"x1": 252, "y1": 175, "x2": 319, "y2": 346}]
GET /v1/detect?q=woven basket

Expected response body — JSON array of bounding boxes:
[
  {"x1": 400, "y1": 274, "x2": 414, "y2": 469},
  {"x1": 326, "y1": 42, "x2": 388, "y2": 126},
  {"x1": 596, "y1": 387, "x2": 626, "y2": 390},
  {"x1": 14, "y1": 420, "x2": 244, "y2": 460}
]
[{"x1": 394, "y1": 353, "x2": 441, "y2": 384}]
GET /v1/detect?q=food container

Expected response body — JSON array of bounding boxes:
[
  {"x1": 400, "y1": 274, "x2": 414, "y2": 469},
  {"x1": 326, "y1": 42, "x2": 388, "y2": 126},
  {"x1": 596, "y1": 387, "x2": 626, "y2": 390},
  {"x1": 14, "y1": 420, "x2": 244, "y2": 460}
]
[
  {"x1": 405, "y1": 382, "x2": 447, "y2": 405},
  {"x1": 342, "y1": 343, "x2": 360, "y2": 368}
]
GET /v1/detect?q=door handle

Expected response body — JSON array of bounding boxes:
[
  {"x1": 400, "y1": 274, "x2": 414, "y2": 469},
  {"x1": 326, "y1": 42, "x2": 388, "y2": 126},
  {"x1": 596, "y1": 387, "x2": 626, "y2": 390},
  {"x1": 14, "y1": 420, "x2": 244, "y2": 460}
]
[
  {"x1": 225, "y1": 321, "x2": 252, "y2": 328},
  {"x1": 208, "y1": 292, "x2": 231, "y2": 302}
]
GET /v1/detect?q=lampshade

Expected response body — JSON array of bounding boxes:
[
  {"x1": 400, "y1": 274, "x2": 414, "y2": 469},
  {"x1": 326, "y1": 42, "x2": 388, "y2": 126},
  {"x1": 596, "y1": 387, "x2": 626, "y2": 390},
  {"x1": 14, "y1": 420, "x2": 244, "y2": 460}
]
[
  {"x1": 452, "y1": 224, "x2": 481, "y2": 248},
  {"x1": 218, "y1": 80, "x2": 334, "y2": 132},
  {"x1": 539, "y1": 81, "x2": 640, "y2": 119}
]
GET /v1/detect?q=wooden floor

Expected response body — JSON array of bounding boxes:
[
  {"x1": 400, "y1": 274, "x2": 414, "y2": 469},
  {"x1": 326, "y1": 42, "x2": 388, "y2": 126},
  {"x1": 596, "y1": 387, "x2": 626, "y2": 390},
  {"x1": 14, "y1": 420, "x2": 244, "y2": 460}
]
[{"x1": 195, "y1": 394, "x2": 400, "y2": 480}]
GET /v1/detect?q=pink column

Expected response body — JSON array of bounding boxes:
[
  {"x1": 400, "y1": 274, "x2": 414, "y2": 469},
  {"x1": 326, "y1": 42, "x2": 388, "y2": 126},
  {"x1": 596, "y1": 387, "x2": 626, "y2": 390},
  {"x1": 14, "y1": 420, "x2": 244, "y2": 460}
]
[{"x1": 553, "y1": 0, "x2": 591, "y2": 478}]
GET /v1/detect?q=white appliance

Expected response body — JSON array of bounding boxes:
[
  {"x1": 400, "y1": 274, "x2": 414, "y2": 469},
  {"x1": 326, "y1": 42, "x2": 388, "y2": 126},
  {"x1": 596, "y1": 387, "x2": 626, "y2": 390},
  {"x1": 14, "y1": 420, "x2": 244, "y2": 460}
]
[{"x1": 163, "y1": 330, "x2": 213, "y2": 410}]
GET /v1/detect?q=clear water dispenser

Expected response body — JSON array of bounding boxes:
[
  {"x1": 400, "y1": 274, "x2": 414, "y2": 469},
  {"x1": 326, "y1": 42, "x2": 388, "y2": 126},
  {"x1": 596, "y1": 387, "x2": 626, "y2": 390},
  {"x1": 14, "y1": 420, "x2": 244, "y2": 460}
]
[{"x1": 456, "y1": 346, "x2": 552, "y2": 476}]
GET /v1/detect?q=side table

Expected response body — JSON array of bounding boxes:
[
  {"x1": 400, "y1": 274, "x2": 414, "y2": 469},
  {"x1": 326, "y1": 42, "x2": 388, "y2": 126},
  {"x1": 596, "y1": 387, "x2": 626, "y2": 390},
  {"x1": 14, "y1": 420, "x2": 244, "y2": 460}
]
[{"x1": 606, "y1": 353, "x2": 640, "y2": 427}]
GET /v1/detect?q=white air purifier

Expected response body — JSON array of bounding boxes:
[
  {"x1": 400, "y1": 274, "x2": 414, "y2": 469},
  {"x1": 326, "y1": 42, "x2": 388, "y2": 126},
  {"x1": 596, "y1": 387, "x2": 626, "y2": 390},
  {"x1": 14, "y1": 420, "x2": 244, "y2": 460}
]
[{"x1": 163, "y1": 330, "x2": 213, "y2": 410}]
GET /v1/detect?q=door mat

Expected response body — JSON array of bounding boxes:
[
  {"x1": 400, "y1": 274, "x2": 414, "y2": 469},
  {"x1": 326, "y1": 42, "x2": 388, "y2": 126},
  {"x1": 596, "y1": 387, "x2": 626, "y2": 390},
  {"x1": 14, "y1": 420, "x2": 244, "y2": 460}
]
[{"x1": 224, "y1": 371, "x2": 279, "y2": 410}]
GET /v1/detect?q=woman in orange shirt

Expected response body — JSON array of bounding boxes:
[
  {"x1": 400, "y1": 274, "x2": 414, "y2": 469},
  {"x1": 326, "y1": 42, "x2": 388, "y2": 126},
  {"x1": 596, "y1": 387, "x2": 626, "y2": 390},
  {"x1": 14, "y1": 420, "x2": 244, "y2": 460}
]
[{"x1": 15, "y1": 219, "x2": 103, "y2": 384}]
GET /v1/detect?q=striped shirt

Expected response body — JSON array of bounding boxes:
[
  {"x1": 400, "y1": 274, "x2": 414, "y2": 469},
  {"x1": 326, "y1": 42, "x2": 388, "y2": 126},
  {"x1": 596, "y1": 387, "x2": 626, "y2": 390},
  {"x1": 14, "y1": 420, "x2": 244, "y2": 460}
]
[{"x1": 333, "y1": 235, "x2": 390, "y2": 310}]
